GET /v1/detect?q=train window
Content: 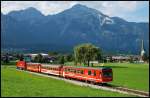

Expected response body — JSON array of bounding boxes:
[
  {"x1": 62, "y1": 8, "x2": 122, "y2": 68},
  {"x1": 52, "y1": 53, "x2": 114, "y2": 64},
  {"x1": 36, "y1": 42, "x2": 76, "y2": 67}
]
[
  {"x1": 69, "y1": 69, "x2": 71, "y2": 72},
  {"x1": 70, "y1": 68, "x2": 75, "y2": 73},
  {"x1": 65, "y1": 68, "x2": 67, "y2": 72},
  {"x1": 68, "y1": 69, "x2": 70, "y2": 72},
  {"x1": 68, "y1": 68, "x2": 71, "y2": 72},
  {"x1": 94, "y1": 71, "x2": 96, "y2": 76},
  {"x1": 88, "y1": 70, "x2": 91, "y2": 75},
  {"x1": 76, "y1": 70, "x2": 80, "y2": 74},
  {"x1": 81, "y1": 70, "x2": 83, "y2": 74},
  {"x1": 70, "y1": 68, "x2": 72, "y2": 72},
  {"x1": 71, "y1": 69, "x2": 75, "y2": 73}
]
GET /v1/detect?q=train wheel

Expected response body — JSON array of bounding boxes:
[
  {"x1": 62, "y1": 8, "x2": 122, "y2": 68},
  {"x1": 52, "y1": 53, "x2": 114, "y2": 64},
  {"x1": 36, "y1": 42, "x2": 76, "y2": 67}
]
[
  {"x1": 100, "y1": 83, "x2": 107, "y2": 86},
  {"x1": 91, "y1": 81, "x2": 95, "y2": 85},
  {"x1": 90, "y1": 81, "x2": 93, "y2": 84},
  {"x1": 85, "y1": 80, "x2": 88, "y2": 83}
]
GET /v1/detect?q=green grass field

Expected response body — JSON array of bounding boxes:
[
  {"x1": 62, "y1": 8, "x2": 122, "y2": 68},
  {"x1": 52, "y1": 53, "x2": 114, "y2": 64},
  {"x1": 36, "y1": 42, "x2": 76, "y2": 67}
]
[
  {"x1": 1, "y1": 66, "x2": 134, "y2": 97},
  {"x1": 65, "y1": 62, "x2": 149, "y2": 91},
  {"x1": 104, "y1": 63, "x2": 149, "y2": 92}
]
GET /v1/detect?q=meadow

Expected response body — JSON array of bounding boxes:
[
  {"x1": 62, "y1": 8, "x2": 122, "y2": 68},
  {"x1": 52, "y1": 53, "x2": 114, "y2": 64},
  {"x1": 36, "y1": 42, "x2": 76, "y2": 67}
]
[
  {"x1": 1, "y1": 66, "x2": 134, "y2": 97},
  {"x1": 104, "y1": 63, "x2": 149, "y2": 92}
]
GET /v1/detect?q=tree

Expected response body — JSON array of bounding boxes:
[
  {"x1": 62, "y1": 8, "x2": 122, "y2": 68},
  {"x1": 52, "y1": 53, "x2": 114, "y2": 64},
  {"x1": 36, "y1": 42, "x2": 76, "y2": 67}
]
[
  {"x1": 74, "y1": 43, "x2": 101, "y2": 67},
  {"x1": 3, "y1": 53, "x2": 9, "y2": 63},
  {"x1": 48, "y1": 51, "x2": 58, "y2": 56},
  {"x1": 19, "y1": 54, "x2": 24, "y2": 61},
  {"x1": 142, "y1": 53, "x2": 148, "y2": 62},
  {"x1": 58, "y1": 55, "x2": 64, "y2": 64},
  {"x1": 64, "y1": 54, "x2": 74, "y2": 62},
  {"x1": 129, "y1": 56, "x2": 134, "y2": 63},
  {"x1": 34, "y1": 54, "x2": 43, "y2": 63}
]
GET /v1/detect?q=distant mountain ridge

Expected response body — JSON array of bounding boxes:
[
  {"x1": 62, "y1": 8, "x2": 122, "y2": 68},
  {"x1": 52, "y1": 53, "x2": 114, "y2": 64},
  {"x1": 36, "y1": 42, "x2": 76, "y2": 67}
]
[{"x1": 1, "y1": 4, "x2": 149, "y2": 54}]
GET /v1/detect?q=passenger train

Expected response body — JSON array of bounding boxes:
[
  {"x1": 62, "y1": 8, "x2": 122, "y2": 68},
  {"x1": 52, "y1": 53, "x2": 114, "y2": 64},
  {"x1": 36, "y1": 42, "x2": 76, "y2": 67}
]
[{"x1": 16, "y1": 60, "x2": 113, "y2": 84}]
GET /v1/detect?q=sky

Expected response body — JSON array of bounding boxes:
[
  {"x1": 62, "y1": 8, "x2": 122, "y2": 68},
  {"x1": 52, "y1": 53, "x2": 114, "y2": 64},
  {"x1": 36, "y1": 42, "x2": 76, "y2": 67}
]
[{"x1": 1, "y1": 1, "x2": 149, "y2": 22}]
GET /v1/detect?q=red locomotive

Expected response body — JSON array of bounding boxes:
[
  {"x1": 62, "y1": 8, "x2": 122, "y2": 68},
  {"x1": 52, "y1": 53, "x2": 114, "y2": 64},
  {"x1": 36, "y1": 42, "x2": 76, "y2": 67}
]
[{"x1": 16, "y1": 61, "x2": 113, "y2": 84}]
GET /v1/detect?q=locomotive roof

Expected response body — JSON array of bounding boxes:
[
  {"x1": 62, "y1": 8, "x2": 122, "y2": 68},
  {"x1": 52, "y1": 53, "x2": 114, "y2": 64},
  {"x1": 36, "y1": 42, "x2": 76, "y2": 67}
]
[
  {"x1": 41, "y1": 64, "x2": 62, "y2": 67},
  {"x1": 63, "y1": 65, "x2": 111, "y2": 70},
  {"x1": 39, "y1": 63, "x2": 111, "y2": 70},
  {"x1": 27, "y1": 62, "x2": 41, "y2": 64}
]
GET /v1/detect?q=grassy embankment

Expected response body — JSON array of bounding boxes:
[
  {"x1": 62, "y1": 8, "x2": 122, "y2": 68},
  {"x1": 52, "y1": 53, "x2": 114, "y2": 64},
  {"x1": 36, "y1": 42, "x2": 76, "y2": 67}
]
[{"x1": 1, "y1": 65, "x2": 134, "y2": 97}]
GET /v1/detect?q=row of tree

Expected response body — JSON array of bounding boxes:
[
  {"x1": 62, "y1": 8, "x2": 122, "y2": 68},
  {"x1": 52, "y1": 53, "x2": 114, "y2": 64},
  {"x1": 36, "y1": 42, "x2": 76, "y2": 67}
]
[
  {"x1": 33, "y1": 53, "x2": 74, "y2": 64},
  {"x1": 31, "y1": 43, "x2": 101, "y2": 66}
]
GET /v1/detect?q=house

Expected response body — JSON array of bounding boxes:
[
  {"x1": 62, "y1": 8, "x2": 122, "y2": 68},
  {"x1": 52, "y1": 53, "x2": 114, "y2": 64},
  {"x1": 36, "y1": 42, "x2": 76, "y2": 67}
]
[{"x1": 111, "y1": 56, "x2": 130, "y2": 62}]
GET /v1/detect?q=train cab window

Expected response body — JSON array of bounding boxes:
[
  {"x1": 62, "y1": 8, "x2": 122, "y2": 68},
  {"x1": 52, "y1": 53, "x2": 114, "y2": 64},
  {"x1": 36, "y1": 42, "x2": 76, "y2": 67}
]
[
  {"x1": 88, "y1": 70, "x2": 91, "y2": 75},
  {"x1": 103, "y1": 72, "x2": 112, "y2": 77}
]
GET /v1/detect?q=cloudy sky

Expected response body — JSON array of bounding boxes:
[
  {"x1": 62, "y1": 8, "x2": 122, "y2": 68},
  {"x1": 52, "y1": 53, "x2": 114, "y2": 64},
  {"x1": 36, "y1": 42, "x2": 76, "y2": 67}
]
[{"x1": 1, "y1": 1, "x2": 149, "y2": 22}]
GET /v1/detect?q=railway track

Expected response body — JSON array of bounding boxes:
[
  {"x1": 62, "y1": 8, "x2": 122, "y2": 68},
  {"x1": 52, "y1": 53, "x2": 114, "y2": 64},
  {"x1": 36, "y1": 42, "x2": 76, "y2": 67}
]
[
  {"x1": 102, "y1": 84, "x2": 149, "y2": 97},
  {"x1": 18, "y1": 69, "x2": 149, "y2": 97}
]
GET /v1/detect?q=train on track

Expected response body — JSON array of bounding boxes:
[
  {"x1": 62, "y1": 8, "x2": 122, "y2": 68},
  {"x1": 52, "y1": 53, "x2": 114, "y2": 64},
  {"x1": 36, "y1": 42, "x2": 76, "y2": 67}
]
[{"x1": 16, "y1": 60, "x2": 113, "y2": 84}]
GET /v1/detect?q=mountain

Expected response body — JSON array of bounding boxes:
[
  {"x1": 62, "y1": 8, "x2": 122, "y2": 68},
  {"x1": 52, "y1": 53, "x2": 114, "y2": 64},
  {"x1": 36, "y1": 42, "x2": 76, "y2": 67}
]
[
  {"x1": 8, "y1": 7, "x2": 44, "y2": 22},
  {"x1": 1, "y1": 4, "x2": 149, "y2": 54}
]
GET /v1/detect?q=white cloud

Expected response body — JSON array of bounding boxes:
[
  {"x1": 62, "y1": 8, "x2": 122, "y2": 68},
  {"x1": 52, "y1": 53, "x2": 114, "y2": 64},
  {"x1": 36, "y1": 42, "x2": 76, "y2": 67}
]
[
  {"x1": 117, "y1": 1, "x2": 137, "y2": 12},
  {"x1": 1, "y1": 1, "x2": 79, "y2": 15},
  {"x1": 1, "y1": 1, "x2": 149, "y2": 22}
]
